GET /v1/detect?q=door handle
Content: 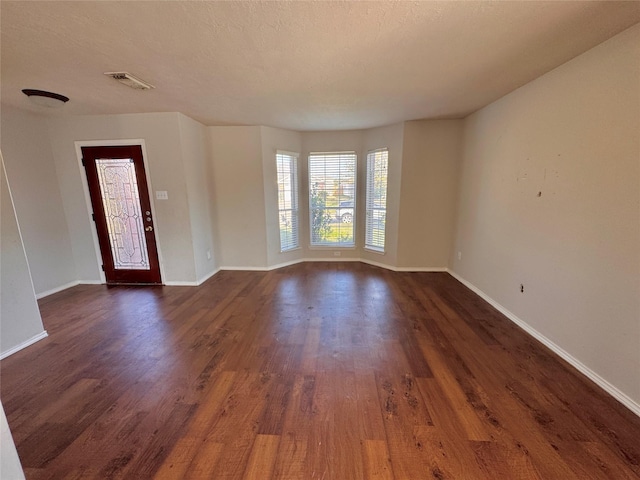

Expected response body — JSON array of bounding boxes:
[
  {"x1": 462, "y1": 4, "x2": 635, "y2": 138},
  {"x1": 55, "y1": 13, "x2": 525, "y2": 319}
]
[{"x1": 145, "y1": 226, "x2": 153, "y2": 232}]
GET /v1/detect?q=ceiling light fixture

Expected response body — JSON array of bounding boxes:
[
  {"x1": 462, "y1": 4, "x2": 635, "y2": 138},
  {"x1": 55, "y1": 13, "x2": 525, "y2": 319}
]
[
  {"x1": 22, "y1": 89, "x2": 69, "y2": 108},
  {"x1": 104, "y1": 72, "x2": 155, "y2": 90}
]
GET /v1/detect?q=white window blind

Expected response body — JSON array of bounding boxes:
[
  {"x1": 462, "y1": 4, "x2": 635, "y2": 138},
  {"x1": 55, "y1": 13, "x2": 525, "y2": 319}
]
[
  {"x1": 365, "y1": 148, "x2": 388, "y2": 252},
  {"x1": 308, "y1": 151, "x2": 356, "y2": 246},
  {"x1": 276, "y1": 151, "x2": 299, "y2": 252}
]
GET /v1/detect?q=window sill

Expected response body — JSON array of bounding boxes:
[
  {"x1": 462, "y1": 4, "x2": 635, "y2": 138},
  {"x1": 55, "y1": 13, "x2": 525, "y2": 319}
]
[
  {"x1": 280, "y1": 247, "x2": 302, "y2": 254},
  {"x1": 364, "y1": 246, "x2": 385, "y2": 255}
]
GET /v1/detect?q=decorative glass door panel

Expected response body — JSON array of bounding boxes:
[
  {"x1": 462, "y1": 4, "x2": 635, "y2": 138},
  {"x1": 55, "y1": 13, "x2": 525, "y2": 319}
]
[
  {"x1": 96, "y1": 158, "x2": 150, "y2": 270},
  {"x1": 81, "y1": 145, "x2": 162, "y2": 284}
]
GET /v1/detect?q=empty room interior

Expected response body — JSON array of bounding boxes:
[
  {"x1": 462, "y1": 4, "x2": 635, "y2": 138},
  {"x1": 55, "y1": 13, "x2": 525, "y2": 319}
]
[{"x1": 1, "y1": 1, "x2": 639, "y2": 479}]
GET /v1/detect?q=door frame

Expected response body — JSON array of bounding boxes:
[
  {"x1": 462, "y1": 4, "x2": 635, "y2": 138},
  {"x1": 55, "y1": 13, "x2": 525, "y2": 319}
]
[{"x1": 74, "y1": 139, "x2": 165, "y2": 284}]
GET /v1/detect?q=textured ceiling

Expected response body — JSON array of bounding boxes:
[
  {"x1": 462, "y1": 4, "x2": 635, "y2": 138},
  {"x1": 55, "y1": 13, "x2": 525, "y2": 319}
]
[{"x1": 2, "y1": 1, "x2": 639, "y2": 131}]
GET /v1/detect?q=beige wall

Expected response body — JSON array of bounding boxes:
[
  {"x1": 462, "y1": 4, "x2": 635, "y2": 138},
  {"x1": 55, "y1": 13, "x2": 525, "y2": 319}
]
[
  {"x1": 210, "y1": 126, "x2": 418, "y2": 269},
  {"x1": 260, "y1": 126, "x2": 303, "y2": 267},
  {"x1": 0, "y1": 158, "x2": 45, "y2": 355},
  {"x1": 397, "y1": 120, "x2": 463, "y2": 269},
  {"x1": 211, "y1": 125, "x2": 410, "y2": 268},
  {"x1": 0, "y1": 402, "x2": 24, "y2": 480},
  {"x1": 452, "y1": 24, "x2": 640, "y2": 405},
  {"x1": 0, "y1": 167, "x2": 29, "y2": 472},
  {"x1": 231, "y1": 123, "x2": 454, "y2": 269},
  {"x1": 0, "y1": 106, "x2": 76, "y2": 295},
  {"x1": 178, "y1": 114, "x2": 218, "y2": 281},
  {"x1": 47, "y1": 112, "x2": 198, "y2": 284},
  {"x1": 209, "y1": 126, "x2": 268, "y2": 268}
]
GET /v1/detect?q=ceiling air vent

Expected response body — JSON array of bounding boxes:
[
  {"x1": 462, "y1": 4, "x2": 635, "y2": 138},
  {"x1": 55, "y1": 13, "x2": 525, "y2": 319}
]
[{"x1": 104, "y1": 72, "x2": 155, "y2": 90}]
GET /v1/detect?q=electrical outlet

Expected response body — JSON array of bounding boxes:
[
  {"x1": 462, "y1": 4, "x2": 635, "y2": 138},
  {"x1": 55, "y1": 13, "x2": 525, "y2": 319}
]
[
  {"x1": 520, "y1": 284, "x2": 524, "y2": 293},
  {"x1": 457, "y1": 251, "x2": 462, "y2": 260},
  {"x1": 334, "y1": 251, "x2": 341, "y2": 257},
  {"x1": 206, "y1": 250, "x2": 211, "y2": 260}
]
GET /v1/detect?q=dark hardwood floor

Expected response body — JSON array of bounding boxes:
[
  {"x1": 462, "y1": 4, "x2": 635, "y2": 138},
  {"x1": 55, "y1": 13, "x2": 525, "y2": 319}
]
[{"x1": 1, "y1": 262, "x2": 639, "y2": 479}]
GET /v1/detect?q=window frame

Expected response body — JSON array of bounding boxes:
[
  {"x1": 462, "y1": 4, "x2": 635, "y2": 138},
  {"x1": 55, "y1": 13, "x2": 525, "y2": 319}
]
[
  {"x1": 364, "y1": 148, "x2": 389, "y2": 253},
  {"x1": 308, "y1": 151, "x2": 357, "y2": 248},
  {"x1": 276, "y1": 150, "x2": 300, "y2": 252}
]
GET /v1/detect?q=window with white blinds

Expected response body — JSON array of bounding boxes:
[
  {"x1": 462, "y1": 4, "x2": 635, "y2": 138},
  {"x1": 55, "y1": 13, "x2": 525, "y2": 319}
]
[
  {"x1": 365, "y1": 148, "x2": 388, "y2": 252},
  {"x1": 308, "y1": 151, "x2": 356, "y2": 246},
  {"x1": 276, "y1": 151, "x2": 299, "y2": 252}
]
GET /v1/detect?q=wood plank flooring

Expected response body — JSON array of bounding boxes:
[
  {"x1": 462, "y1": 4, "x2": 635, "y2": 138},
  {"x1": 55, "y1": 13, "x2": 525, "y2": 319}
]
[{"x1": 1, "y1": 262, "x2": 639, "y2": 479}]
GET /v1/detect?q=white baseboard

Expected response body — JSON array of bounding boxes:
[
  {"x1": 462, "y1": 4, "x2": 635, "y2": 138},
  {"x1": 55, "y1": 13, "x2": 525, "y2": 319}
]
[
  {"x1": 0, "y1": 331, "x2": 48, "y2": 360},
  {"x1": 218, "y1": 266, "x2": 272, "y2": 272},
  {"x1": 32, "y1": 261, "x2": 447, "y2": 298},
  {"x1": 220, "y1": 258, "x2": 363, "y2": 272},
  {"x1": 220, "y1": 258, "x2": 360, "y2": 270},
  {"x1": 394, "y1": 266, "x2": 448, "y2": 272},
  {"x1": 447, "y1": 269, "x2": 640, "y2": 418},
  {"x1": 36, "y1": 281, "x2": 80, "y2": 299},
  {"x1": 263, "y1": 259, "x2": 306, "y2": 270},
  {"x1": 37, "y1": 280, "x2": 101, "y2": 299},
  {"x1": 219, "y1": 259, "x2": 356, "y2": 271},
  {"x1": 219, "y1": 258, "x2": 448, "y2": 273},
  {"x1": 360, "y1": 257, "x2": 448, "y2": 272},
  {"x1": 303, "y1": 257, "x2": 361, "y2": 263},
  {"x1": 358, "y1": 258, "x2": 396, "y2": 270},
  {"x1": 196, "y1": 268, "x2": 220, "y2": 285}
]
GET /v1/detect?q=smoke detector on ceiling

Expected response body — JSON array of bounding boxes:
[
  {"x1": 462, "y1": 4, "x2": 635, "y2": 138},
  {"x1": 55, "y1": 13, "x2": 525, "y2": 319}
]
[{"x1": 104, "y1": 72, "x2": 155, "y2": 90}]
